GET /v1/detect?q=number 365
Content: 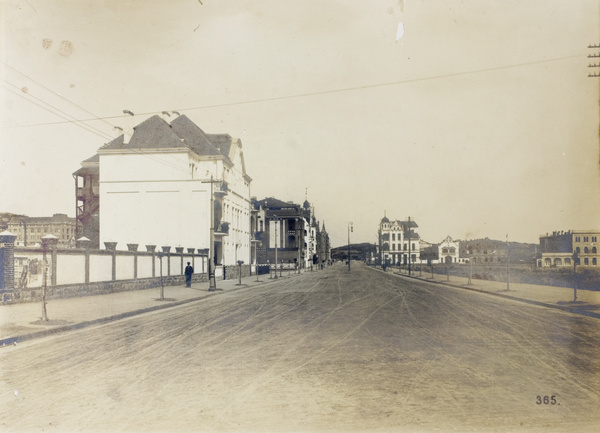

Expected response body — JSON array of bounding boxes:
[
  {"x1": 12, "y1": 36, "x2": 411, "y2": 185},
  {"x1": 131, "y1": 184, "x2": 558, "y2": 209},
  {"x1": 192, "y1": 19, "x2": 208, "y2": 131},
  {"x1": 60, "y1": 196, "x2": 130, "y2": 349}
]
[{"x1": 536, "y1": 395, "x2": 557, "y2": 405}]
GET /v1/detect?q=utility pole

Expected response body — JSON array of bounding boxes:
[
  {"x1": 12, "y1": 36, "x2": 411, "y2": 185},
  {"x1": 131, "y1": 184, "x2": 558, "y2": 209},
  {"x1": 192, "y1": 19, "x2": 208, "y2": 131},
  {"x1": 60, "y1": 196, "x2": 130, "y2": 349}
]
[
  {"x1": 348, "y1": 222, "x2": 353, "y2": 271},
  {"x1": 201, "y1": 175, "x2": 219, "y2": 291},
  {"x1": 407, "y1": 216, "x2": 411, "y2": 276},
  {"x1": 505, "y1": 234, "x2": 510, "y2": 291}
]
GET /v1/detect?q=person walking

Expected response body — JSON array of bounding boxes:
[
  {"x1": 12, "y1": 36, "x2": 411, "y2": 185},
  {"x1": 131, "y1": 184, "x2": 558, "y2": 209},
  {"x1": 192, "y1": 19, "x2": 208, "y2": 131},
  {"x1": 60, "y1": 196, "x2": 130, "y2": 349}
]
[{"x1": 184, "y1": 262, "x2": 194, "y2": 287}]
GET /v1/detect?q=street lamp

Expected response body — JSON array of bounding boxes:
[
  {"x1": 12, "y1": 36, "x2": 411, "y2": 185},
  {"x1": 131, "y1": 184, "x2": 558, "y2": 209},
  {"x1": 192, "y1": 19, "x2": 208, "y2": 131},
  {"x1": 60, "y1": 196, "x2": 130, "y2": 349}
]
[{"x1": 348, "y1": 222, "x2": 353, "y2": 271}]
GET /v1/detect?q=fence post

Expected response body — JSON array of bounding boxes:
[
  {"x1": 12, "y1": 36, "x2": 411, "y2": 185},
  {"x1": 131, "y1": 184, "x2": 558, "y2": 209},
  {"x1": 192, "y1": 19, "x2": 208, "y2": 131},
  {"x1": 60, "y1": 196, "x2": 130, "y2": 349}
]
[
  {"x1": 77, "y1": 237, "x2": 91, "y2": 283},
  {"x1": 161, "y1": 246, "x2": 171, "y2": 276},
  {"x1": 104, "y1": 242, "x2": 118, "y2": 281},
  {"x1": 146, "y1": 245, "x2": 156, "y2": 277},
  {"x1": 127, "y1": 244, "x2": 139, "y2": 279},
  {"x1": 176, "y1": 247, "x2": 184, "y2": 275},
  {"x1": 0, "y1": 231, "x2": 17, "y2": 301}
]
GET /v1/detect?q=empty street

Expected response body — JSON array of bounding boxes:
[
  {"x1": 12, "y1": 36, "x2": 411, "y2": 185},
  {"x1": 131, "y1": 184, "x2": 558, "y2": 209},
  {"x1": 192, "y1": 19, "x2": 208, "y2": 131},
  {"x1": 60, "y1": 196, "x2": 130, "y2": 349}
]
[{"x1": 1, "y1": 263, "x2": 599, "y2": 433}]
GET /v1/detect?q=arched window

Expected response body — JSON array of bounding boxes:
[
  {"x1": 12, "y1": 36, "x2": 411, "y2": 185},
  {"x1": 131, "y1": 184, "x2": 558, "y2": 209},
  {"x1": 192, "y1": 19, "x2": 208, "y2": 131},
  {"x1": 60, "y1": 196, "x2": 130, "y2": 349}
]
[
  {"x1": 554, "y1": 258, "x2": 562, "y2": 266},
  {"x1": 584, "y1": 258, "x2": 589, "y2": 265},
  {"x1": 576, "y1": 247, "x2": 581, "y2": 254},
  {"x1": 593, "y1": 247, "x2": 597, "y2": 254},
  {"x1": 593, "y1": 258, "x2": 598, "y2": 266},
  {"x1": 584, "y1": 247, "x2": 589, "y2": 254}
]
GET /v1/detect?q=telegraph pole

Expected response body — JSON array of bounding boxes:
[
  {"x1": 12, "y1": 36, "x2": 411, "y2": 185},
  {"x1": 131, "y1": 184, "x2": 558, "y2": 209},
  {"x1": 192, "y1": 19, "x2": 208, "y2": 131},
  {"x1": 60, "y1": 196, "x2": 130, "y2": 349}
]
[
  {"x1": 407, "y1": 216, "x2": 411, "y2": 276},
  {"x1": 348, "y1": 222, "x2": 353, "y2": 271},
  {"x1": 201, "y1": 175, "x2": 219, "y2": 291}
]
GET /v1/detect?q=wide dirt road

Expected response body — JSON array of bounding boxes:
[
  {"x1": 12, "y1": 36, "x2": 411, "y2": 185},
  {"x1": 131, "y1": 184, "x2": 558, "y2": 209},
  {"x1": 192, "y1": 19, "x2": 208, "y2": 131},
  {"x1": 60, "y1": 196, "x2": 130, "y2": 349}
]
[{"x1": 1, "y1": 262, "x2": 599, "y2": 433}]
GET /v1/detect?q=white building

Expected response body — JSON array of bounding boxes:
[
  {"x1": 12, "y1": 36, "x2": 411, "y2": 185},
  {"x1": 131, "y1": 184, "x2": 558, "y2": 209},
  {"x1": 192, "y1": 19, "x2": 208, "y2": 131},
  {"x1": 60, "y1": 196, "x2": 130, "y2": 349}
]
[
  {"x1": 97, "y1": 114, "x2": 252, "y2": 266},
  {"x1": 378, "y1": 215, "x2": 420, "y2": 265},
  {"x1": 437, "y1": 235, "x2": 460, "y2": 264}
]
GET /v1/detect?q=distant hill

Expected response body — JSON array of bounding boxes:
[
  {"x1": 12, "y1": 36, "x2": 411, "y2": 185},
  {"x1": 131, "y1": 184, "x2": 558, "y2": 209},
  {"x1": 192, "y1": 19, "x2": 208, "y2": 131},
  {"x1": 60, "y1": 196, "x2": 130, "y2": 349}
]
[
  {"x1": 0, "y1": 213, "x2": 27, "y2": 231},
  {"x1": 331, "y1": 243, "x2": 377, "y2": 261}
]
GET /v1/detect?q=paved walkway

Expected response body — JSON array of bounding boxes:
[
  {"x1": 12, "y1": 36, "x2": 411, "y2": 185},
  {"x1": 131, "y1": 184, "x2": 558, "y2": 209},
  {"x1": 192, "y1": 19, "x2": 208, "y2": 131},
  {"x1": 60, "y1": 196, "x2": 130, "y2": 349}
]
[
  {"x1": 388, "y1": 268, "x2": 600, "y2": 319},
  {"x1": 1, "y1": 267, "x2": 599, "y2": 346}
]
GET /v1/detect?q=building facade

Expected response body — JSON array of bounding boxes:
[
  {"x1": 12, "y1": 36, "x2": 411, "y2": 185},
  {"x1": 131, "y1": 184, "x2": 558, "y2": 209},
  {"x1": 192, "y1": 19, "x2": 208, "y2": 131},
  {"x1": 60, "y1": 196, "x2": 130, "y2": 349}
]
[
  {"x1": 76, "y1": 113, "x2": 252, "y2": 266},
  {"x1": 378, "y1": 215, "x2": 420, "y2": 265},
  {"x1": 251, "y1": 197, "x2": 329, "y2": 269},
  {"x1": 538, "y1": 230, "x2": 600, "y2": 268},
  {"x1": 7, "y1": 213, "x2": 76, "y2": 248}
]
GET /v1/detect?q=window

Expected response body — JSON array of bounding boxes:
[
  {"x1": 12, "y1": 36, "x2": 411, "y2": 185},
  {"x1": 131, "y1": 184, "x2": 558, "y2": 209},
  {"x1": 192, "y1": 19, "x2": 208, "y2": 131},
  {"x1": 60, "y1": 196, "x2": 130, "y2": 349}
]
[
  {"x1": 576, "y1": 247, "x2": 581, "y2": 254},
  {"x1": 585, "y1": 247, "x2": 589, "y2": 254},
  {"x1": 593, "y1": 236, "x2": 597, "y2": 242},
  {"x1": 575, "y1": 236, "x2": 581, "y2": 242},
  {"x1": 584, "y1": 258, "x2": 589, "y2": 265},
  {"x1": 584, "y1": 236, "x2": 589, "y2": 242},
  {"x1": 593, "y1": 247, "x2": 598, "y2": 254},
  {"x1": 593, "y1": 258, "x2": 598, "y2": 266}
]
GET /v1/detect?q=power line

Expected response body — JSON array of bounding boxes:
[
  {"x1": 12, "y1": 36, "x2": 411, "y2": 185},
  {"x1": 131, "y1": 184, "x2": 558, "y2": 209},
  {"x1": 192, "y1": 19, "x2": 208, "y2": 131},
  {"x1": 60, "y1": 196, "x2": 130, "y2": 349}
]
[
  {"x1": 1, "y1": 53, "x2": 583, "y2": 130},
  {"x1": 1, "y1": 61, "x2": 117, "y2": 130},
  {"x1": 0, "y1": 83, "x2": 113, "y2": 141}
]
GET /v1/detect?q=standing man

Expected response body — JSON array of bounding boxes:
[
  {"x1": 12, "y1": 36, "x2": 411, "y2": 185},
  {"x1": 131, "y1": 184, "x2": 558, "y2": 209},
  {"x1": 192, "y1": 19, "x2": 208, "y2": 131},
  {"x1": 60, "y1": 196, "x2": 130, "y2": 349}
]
[{"x1": 184, "y1": 262, "x2": 194, "y2": 288}]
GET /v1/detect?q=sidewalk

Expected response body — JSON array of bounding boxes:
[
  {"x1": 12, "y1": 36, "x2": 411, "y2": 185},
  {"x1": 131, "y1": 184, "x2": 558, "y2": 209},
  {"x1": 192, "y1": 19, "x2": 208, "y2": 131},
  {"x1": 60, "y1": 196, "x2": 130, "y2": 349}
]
[
  {"x1": 388, "y1": 268, "x2": 600, "y2": 319},
  {"x1": 0, "y1": 273, "x2": 281, "y2": 346}
]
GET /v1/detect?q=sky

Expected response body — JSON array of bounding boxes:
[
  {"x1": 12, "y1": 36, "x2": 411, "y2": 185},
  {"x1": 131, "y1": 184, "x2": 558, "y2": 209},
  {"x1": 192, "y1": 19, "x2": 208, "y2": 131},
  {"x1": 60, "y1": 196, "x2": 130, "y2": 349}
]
[{"x1": 1, "y1": 0, "x2": 599, "y2": 247}]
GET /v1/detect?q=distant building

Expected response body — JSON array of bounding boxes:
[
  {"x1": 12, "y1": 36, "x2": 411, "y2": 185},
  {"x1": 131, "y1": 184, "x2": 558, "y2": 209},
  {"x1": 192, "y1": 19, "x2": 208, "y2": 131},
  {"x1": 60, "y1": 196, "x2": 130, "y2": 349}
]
[
  {"x1": 538, "y1": 230, "x2": 599, "y2": 268},
  {"x1": 251, "y1": 197, "x2": 329, "y2": 268},
  {"x1": 7, "y1": 213, "x2": 76, "y2": 247},
  {"x1": 463, "y1": 238, "x2": 508, "y2": 264},
  {"x1": 377, "y1": 214, "x2": 420, "y2": 265},
  {"x1": 438, "y1": 235, "x2": 460, "y2": 264},
  {"x1": 74, "y1": 113, "x2": 252, "y2": 266}
]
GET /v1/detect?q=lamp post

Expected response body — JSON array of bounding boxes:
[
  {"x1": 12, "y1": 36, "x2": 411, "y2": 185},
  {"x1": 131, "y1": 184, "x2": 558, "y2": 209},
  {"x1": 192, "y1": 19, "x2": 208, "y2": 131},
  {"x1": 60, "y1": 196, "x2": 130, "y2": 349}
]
[
  {"x1": 272, "y1": 215, "x2": 279, "y2": 279},
  {"x1": 505, "y1": 234, "x2": 510, "y2": 292},
  {"x1": 202, "y1": 175, "x2": 219, "y2": 291},
  {"x1": 41, "y1": 234, "x2": 58, "y2": 321},
  {"x1": 348, "y1": 221, "x2": 353, "y2": 271}
]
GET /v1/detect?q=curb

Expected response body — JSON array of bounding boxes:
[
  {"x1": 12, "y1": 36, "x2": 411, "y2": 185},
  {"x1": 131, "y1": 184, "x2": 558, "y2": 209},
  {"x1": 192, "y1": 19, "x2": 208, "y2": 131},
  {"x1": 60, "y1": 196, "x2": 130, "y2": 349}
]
[
  {"x1": 369, "y1": 266, "x2": 600, "y2": 320},
  {"x1": 0, "y1": 277, "x2": 280, "y2": 348}
]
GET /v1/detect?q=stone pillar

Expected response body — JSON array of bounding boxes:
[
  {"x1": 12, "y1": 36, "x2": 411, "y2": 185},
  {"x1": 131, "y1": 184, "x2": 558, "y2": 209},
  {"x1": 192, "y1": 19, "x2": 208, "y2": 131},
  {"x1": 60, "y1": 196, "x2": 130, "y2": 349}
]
[
  {"x1": 127, "y1": 243, "x2": 139, "y2": 279},
  {"x1": 162, "y1": 246, "x2": 171, "y2": 276},
  {"x1": 104, "y1": 242, "x2": 117, "y2": 281},
  {"x1": 0, "y1": 231, "x2": 17, "y2": 295},
  {"x1": 187, "y1": 248, "x2": 195, "y2": 272},
  {"x1": 146, "y1": 245, "x2": 156, "y2": 277},
  {"x1": 77, "y1": 237, "x2": 91, "y2": 284},
  {"x1": 175, "y1": 247, "x2": 184, "y2": 275}
]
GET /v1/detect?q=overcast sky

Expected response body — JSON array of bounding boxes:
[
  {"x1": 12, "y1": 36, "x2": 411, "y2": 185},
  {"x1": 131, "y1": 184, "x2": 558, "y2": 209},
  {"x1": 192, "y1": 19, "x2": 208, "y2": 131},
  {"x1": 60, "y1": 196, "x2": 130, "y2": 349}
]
[{"x1": 1, "y1": 0, "x2": 599, "y2": 247}]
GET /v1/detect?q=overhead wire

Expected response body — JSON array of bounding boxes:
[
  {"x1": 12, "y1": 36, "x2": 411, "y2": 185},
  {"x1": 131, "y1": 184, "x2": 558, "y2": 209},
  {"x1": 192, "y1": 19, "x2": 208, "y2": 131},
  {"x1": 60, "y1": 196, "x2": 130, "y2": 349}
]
[{"x1": 0, "y1": 53, "x2": 584, "y2": 130}]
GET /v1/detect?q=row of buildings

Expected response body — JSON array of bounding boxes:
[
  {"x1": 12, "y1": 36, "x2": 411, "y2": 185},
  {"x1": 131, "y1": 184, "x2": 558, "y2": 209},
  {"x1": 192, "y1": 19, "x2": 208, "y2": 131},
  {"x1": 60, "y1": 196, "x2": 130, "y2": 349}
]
[
  {"x1": 377, "y1": 215, "x2": 600, "y2": 269},
  {"x1": 6, "y1": 113, "x2": 331, "y2": 269}
]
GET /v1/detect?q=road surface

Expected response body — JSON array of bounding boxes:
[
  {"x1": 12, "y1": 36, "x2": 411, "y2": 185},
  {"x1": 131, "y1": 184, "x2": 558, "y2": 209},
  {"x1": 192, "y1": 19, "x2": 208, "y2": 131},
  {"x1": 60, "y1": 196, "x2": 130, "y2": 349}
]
[{"x1": 1, "y1": 262, "x2": 599, "y2": 432}]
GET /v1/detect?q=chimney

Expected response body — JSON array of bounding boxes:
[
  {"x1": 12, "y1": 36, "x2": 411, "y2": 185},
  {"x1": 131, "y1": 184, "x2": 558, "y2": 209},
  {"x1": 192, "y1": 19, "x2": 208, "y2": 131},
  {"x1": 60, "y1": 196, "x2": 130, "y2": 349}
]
[
  {"x1": 161, "y1": 111, "x2": 172, "y2": 123},
  {"x1": 122, "y1": 110, "x2": 135, "y2": 144}
]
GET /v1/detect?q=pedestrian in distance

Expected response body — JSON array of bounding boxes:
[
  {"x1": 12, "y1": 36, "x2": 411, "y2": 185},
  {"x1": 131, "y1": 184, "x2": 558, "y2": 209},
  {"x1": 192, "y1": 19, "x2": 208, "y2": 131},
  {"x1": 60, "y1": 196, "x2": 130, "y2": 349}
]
[{"x1": 184, "y1": 262, "x2": 194, "y2": 287}]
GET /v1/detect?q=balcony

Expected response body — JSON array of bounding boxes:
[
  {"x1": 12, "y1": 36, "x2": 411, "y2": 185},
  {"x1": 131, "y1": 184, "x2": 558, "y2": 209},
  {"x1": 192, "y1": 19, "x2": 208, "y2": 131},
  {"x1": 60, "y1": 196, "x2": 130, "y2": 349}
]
[
  {"x1": 213, "y1": 180, "x2": 228, "y2": 198},
  {"x1": 214, "y1": 221, "x2": 230, "y2": 237}
]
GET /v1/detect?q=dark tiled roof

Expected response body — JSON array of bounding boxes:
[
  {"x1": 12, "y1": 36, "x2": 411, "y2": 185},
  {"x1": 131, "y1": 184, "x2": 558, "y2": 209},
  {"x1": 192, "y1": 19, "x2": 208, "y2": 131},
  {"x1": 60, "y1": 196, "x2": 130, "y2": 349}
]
[
  {"x1": 100, "y1": 116, "x2": 183, "y2": 150},
  {"x1": 170, "y1": 115, "x2": 222, "y2": 157},
  {"x1": 207, "y1": 134, "x2": 233, "y2": 158},
  {"x1": 259, "y1": 197, "x2": 300, "y2": 210},
  {"x1": 99, "y1": 115, "x2": 236, "y2": 165}
]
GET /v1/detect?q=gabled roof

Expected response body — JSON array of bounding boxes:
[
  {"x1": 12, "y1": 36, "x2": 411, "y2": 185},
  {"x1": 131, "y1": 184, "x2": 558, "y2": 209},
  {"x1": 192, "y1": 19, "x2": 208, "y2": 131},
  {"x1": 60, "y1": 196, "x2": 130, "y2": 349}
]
[
  {"x1": 259, "y1": 197, "x2": 300, "y2": 210},
  {"x1": 98, "y1": 115, "x2": 240, "y2": 167},
  {"x1": 100, "y1": 116, "x2": 184, "y2": 151},
  {"x1": 170, "y1": 115, "x2": 222, "y2": 157}
]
